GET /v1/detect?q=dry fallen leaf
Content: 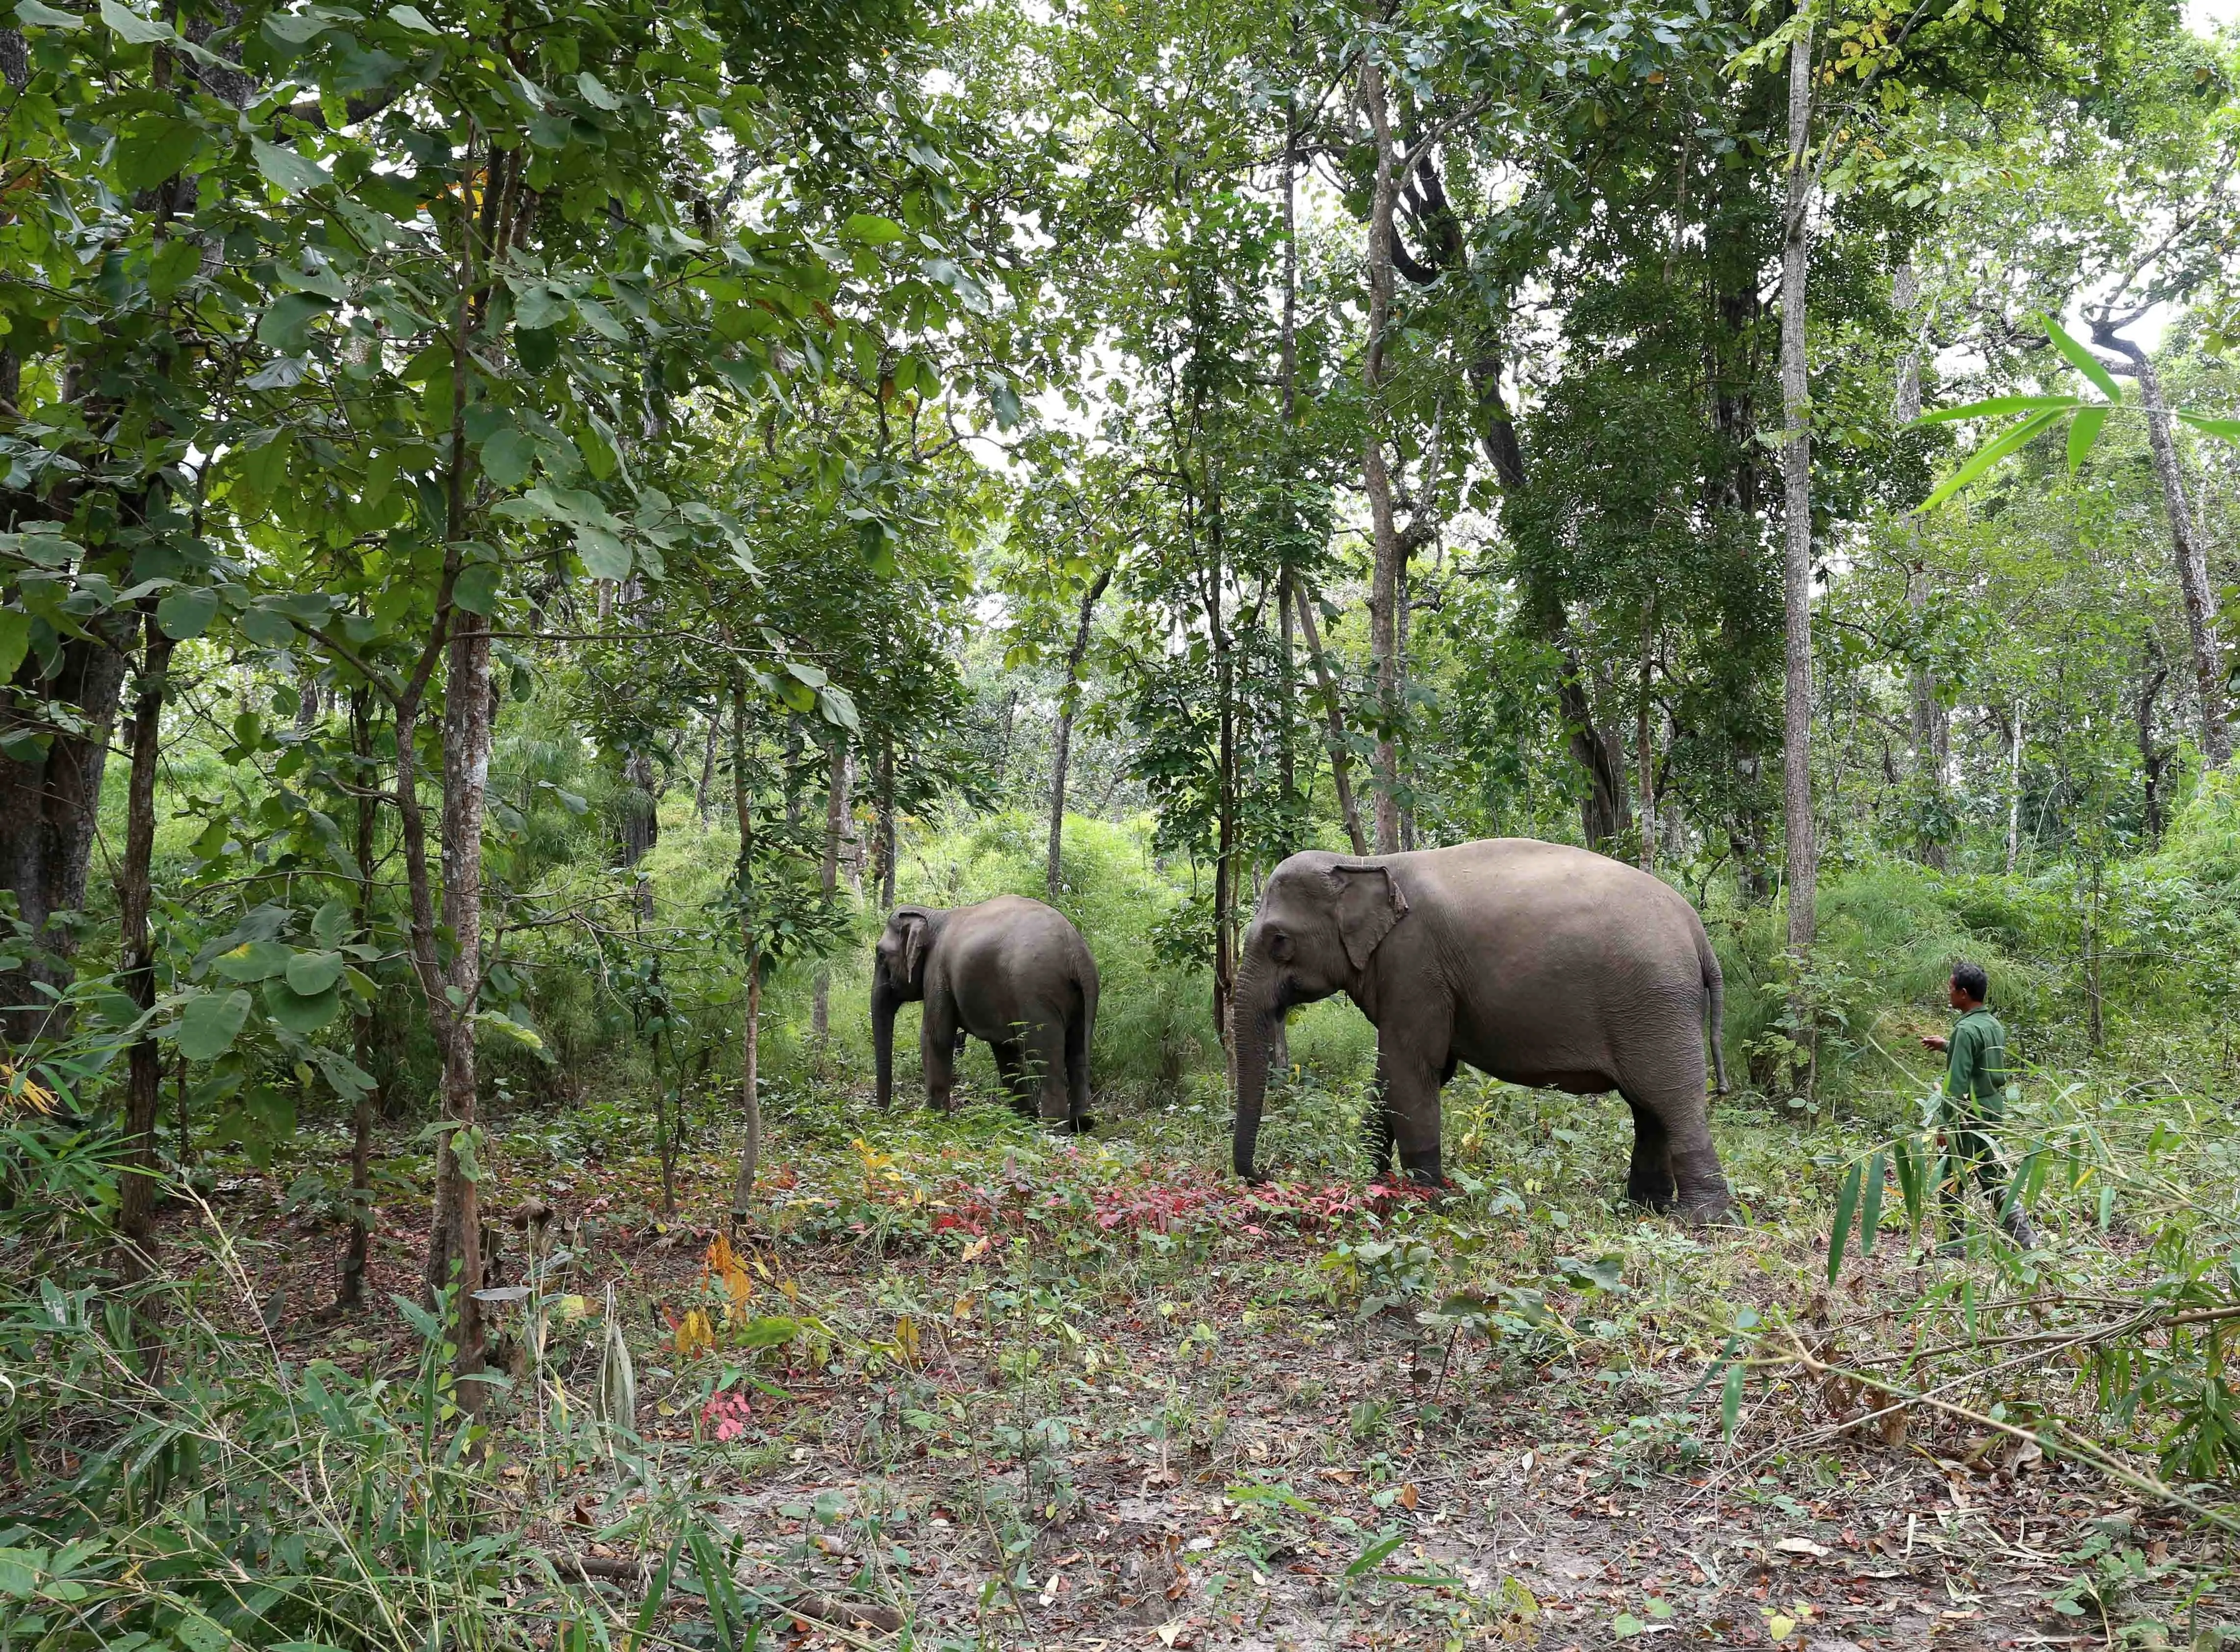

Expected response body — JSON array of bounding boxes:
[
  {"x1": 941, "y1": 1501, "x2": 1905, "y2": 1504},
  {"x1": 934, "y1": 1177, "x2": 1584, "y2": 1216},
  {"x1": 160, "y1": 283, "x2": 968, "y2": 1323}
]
[
  {"x1": 1397, "y1": 1483, "x2": 1418, "y2": 1510},
  {"x1": 1775, "y1": 1537, "x2": 1830, "y2": 1559}
]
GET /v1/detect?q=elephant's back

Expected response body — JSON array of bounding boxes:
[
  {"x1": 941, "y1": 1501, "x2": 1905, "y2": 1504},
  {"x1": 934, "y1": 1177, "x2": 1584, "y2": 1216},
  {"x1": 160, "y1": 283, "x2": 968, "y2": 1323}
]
[
  {"x1": 947, "y1": 895, "x2": 1091, "y2": 974},
  {"x1": 1407, "y1": 838, "x2": 1704, "y2": 969}
]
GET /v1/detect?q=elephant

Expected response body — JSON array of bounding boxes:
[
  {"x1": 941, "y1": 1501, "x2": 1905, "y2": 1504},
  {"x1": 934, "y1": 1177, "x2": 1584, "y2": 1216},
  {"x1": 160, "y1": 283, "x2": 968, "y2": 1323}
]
[
  {"x1": 1229, "y1": 839, "x2": 1732, "y2": 1220},
  {"x1": 871, "y1": 896, "x2": 1099, "y2": 1131}
]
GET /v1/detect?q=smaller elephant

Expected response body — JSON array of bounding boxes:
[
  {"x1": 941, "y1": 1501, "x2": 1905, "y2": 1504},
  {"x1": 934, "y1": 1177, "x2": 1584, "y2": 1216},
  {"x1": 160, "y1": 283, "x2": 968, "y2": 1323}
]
[{"x1": 871, "y1": 896, "x2": 1098, "y2": 1131}]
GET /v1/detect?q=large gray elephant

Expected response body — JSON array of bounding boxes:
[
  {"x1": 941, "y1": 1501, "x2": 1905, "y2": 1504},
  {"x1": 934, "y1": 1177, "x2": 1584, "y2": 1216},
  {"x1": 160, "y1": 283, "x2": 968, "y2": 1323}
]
[
  {"x1": 1231, "y1": 839, "x2": 1732, "y2": 1219},
  {"x1": 871, "y1": 896, "x2": 1099, "y2": 1131}
]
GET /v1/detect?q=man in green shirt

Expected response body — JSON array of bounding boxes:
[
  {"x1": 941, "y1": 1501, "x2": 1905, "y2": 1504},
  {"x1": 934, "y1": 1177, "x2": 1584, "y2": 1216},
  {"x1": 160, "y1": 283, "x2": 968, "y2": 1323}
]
[{"x1": 1920, "y1": 961, "x2": 2039, "y2": 1250}]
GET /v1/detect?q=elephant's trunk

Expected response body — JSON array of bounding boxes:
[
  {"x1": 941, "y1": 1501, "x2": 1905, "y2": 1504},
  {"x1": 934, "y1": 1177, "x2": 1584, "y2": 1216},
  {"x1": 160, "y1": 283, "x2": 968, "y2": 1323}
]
[
  {"x1": 871, "y1": 971, "x2": 898, "y2": 1111},
  {"x1": 1230, "y1": 955, "x2": 1274, "y2": 1181}
]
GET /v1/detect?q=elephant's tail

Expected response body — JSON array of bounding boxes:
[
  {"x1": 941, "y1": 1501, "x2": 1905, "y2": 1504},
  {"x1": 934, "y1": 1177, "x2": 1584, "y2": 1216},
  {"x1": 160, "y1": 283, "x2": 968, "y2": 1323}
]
[{"x1": 1695, "y1": 917, "x2": 1729, "y2": 1094}]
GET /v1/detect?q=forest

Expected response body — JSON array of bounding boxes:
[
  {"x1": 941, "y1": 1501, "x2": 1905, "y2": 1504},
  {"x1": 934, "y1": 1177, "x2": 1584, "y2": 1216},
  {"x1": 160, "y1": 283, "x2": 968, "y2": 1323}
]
[{"x1": 3, "y1": 0, "x2": 2240, "y2": 1642}]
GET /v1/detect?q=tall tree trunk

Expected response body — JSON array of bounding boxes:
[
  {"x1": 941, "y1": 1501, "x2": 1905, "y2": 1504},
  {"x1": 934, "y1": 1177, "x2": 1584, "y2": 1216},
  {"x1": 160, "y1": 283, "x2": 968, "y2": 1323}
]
[
  {"x1": 1293, "y1": 583, "x2": 1369, "y2": 855},
  {"x1": 114, "y1": 609, "x2": 173, "y2": 1271},
  {"x1": 0, "y1": 630, "x2": 128, "y2": 1042},
  {"x1": 425, "y1": 603, "x2": 493, "y2": 1393},
  {"x1": 1906, "y1": 557, "x2": 1948, "y2": 870},
  {"x1": 1360, "y1": 52, "x2": 1403, "y2": 857},
  {"x1": 728, "y1": 672, "x2": 761, "y2": 1227},
  {"x1": 876, "y1": 737, "x2": 897, "y2": 910},
  {"x1": 621, "y1": 749, "x2": 657, "y2": 923},
  {"x1": 1778, "y1": 24, "x2": 1819, "y2": 963},
  {"x1": 812, "y1": 744, "x2": 849, "y2": 1040},
  {"x1": 340, "y1": 686, "x2": 378, "y2": 1309},
  {"x1": 2091, "y1": 333, "x2": 2231, "y2": 769},
  {"x1": 1207, "y1": 484, "x2": 1237, "y2": 1050},
  {"x1": 1047, "y1": 568, "x2": 1112, "y2": 899}
]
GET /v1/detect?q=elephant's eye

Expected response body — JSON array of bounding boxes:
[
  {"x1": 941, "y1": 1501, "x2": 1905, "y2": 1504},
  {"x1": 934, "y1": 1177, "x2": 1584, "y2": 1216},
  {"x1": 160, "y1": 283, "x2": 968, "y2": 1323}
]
[{"x1": 1267, "y1": 930, "x2": 1293, "y2": 963}]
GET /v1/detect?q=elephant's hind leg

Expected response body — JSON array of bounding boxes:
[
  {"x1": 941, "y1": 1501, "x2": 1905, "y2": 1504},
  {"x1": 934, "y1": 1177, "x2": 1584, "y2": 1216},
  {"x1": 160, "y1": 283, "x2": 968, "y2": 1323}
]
[
  {"x1": 1023, "y1": 1021, "x2": 1072, "y2": 1130},
  {"x1": 1623, "y1": 1074, "x2": 1731, "y2": 1223},
  {"x1": 990, "y1": 1040, "x2": 1037, "y2": 1120},
  {"x1": 1620, "y1": 1092, "x2": 1678, "y2": 1211}
]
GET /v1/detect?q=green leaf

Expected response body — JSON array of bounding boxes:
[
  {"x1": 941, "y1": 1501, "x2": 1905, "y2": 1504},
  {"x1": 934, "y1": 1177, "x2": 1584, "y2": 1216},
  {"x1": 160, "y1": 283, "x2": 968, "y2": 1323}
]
[
  {"x1": 0, "y1": 1548, "x2": 41, "y2": 1598},
  {"x1": 262, "y1": 8, "x2": 332, "y2": 42},
  {"x1": 452, "y1": 562, "x2": 501, "y2": 616},
  {"x1": 263, "y1": 978, "x2": 341, "y2": 1035},
  {"x1": 842, "y1": 213, "x2": 906, "y2": 244},
  {"x1": 285, "y1": 950, "x2": 345, "y2": 994},
  {"x1": 0, "y1": 610, "x2": 29, "y2": 681},
  {"x1": 177, "y1": 989, "x2": 252, "y2": 1060},
  {"x1": 1828, "y1": 1161, "x2": 1861, "y2": 1283},
  {"x1": 1719, "y1": 1359, "x2": 1744, "y2": 1440},
  {"x1": 310, "y1": 897, "x2": 353, "y2": 948},
  {"x1": 2043, "y1": 315, "x2": 2121, "y2": 403},
  {"x1": 2176, "y1": 412, "x2": 2240, "y2": 441},
  {"x1": 574, "y1": 523, "x2": 630, "y2": 581},
  {"x1": 576, "y1": 70, "x2": 620, "y2": 110},
  {"x1": 1857, "y1": 1149, "x2": 1884, "y2": 1255},
  {"x1": 148, "y1": 235, "x2": 203, "y2": 299},
  {"x1": 387, "y1": 2, "x2": 438, "y2": 27},
  {"x1": 171, "y1": 1610, "x2": 229, "y2": 1652},
  {"x1": 2066, "y1": 405, "x2": 2109, "y2": 473},
  {"x1": 252, "y1": 138, "x2": 331, "y2": 196},
  {"x1": 1909, "y1": 394, "x2": 2080, "y2": 426},
  {"x1": 1344, "y1": 1532, "x2": 1406, "y2": 1580},
  {"x1": 154, "y1": 586, "x2": 218, "y2": 640},
  {"x1": 257, "y1": 292, "x2": 334, "y2": 352},
  {"x1": 1920, "y1": 409, "x2": 2066, "y2": 511},
  {"x1": 98, "y1": 0, "x2": 170, "y2": 41},
  {"x1": 212, "y1": 940, "x2": 293, "y2": 982},
  {"x1": 113, "y1": 116, "x2": 203, "y2": 192},
  {"x1": 1892, "y1": 1134, "x2": 1923, "y2": 1227},
  {"x1": 316, "y1": 1050, "x2": 376, "y2": 1100},
  {"x1": 480, "y1": 427, "x2": 536, "y2": 488},
  {"x1": 239, "y1": 605, "x2": 295, "y2": 648},
  {"x1": 15, "y1": 0, "x2": 83, "y2": 29}
]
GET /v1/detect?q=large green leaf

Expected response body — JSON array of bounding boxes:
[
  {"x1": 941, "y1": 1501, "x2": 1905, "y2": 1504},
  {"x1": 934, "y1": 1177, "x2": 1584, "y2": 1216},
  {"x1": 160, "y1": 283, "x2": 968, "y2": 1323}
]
[
  {"x1": 253, "y1": 138, "x2": 330, "y2": 196},
  {"x1": 263, "y1": 978, "x2": 341, "y2": 1034},
  {"x1": 154, "y1": 586, "x2": 218, "y2": 640},
  {"x1": 98, "y1": 0, "x2": 171, "y2": 42},
  {"x1": 177, "y1": 989, "x2": 252, "y2": 1060},
  {"x1": 285, "y1": 950, "x2": 345, "y2": 994},
  {"x1": 0, "y1": 610, "x2": 28, "y2": 681},
  {"x1": 2066, "y1": 405, "x2": 2109, "y2": 473},
  {"x1": 212, "y1": 940, "x2": 293, "y2": 982}
]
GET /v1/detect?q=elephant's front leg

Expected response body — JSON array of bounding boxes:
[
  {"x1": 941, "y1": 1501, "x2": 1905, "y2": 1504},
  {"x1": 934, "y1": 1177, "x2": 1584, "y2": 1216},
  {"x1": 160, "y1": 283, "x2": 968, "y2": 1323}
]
[
  {"x1": 920, "y1": 995, "x2": 960, "y2": 1113},
  {"x1": 1375, "y1": 1040, "x2": 1447, "y2": 1189}
]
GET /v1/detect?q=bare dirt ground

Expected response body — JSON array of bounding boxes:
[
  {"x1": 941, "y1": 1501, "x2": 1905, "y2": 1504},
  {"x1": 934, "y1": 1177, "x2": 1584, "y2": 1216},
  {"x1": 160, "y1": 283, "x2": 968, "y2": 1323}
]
[{"x1": 180, "y1": 1099, "x2": 2234, "y2": 1652}]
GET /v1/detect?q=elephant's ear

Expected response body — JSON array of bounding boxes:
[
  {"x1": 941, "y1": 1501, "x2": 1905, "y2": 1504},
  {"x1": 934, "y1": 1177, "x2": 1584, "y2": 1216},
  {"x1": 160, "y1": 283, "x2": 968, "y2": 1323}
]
[
  {"x1": 898, "y1": 910, "x2": 931, "y2": 982},
  {"x1": 1326, "y1": 862, "x2": 1409, "y2": 971}
]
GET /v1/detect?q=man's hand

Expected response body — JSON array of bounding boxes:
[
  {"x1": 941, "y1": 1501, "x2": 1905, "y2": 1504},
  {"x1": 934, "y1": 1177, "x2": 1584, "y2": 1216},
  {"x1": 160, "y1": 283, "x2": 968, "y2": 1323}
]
[{"x1": 1921, "y1": 1034, "x2": 1949, "y2": 1053}]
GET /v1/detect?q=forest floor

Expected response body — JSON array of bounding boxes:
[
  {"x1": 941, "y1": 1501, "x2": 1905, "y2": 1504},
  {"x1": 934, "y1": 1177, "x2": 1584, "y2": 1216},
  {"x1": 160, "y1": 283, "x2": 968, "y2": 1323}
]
[{"x1": 163, "y1": 1076, "x2": 2234, "y2": 1652}]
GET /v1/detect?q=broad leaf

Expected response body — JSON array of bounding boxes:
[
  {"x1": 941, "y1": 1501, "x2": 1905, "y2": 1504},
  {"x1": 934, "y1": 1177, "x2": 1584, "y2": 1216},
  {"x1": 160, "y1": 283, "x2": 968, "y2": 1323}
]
[
  {"x1": 0, "y1": 610, "x2": 28, "y2": 680},
  {"x1": 285, "y1": 950, "x2": 345, "y2": 994},
  {"x1": 177, "y1": 989, "x2": 252, "y2": 1060},
  {"x1": 2066, "y1": 405, "x2": 2108, "y2": 473},
  {"x1": 253, "y1": 138, "x2": 331, "y2": 196},
  {"x1": 98, "y1": 0, "x2": 170, "y2": 41},
  {"x1": 263, "y1": 978, "x2": 342, "y2": 1034}
]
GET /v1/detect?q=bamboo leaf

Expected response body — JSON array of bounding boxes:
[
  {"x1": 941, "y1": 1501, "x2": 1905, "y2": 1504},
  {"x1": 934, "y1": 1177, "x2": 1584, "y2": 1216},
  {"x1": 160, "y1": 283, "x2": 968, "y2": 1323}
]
[
  {"x1": 2043, "y1": 315, "x2": 2122, "y2": 403},
  {"x1": 2066, "y1": 405, "x2": 2109, "y2": 473},
  {"x1": 1828, "y1": 1162, "x2": 1862, "y2": 1283},
  {"x1": 1910, "y1": 394, "x2": 2080, "y2": 426},
  {"x1": 1920, "y1": 409, "x2": 2066, "y2": 511},
  {"x1": 1858, "y1": 1150, "x2": 1885, "y2": 1255},
  {"x1": 1720, "y1": 1360, "x2": 1745, "y2": 1440},
  {"x1": 1893, "y1": 1134, "x2": 1923, "y2": 1227},
  {"x1": 2176, "y1": 412, "x2": 2240, "y2": 441}
]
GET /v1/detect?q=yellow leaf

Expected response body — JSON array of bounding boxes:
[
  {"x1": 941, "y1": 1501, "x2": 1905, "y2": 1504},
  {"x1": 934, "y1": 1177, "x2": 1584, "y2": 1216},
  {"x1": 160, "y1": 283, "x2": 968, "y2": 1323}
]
[{"x1": 1769, "y1": 1617, "x2": 1796, "y2": 1642}]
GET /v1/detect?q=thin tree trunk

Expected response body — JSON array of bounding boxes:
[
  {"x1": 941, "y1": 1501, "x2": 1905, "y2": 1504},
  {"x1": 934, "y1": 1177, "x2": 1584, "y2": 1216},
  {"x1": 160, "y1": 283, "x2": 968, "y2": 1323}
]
[
  {"x1": 1907, "y1": 554, "x2": 1948, "y2": 871},
  {"x1": 876, "y1": 737, "x2": 897, "y2": 910},
  {"x1": 1047, "y1": 568, "x2": 1112, "y2": 899},
  {"x1": 729, "y1": 672, "x2": 761, "y2": 1226},
  {"x1": 114, "y1": 608, "x2": 173, "y2": 1271},
  {"x1": 1778, "y1": 24, "x2": 1818, "y2": 963},
  {"x1": 812, "y1": 744, "x2": 849, "y2": 1040},
  {"x1": 340, "y1": 686, "x2": 378, "y2": 1309},
  {"x1": 1294, "y1": 583, "x2": 1369, "y2": 856},
  {"x1": 695, "y1": 709, "x2": 719, "y2": 825},
  {"x1": 1360, "y1": 52, "x2": 1403, "y2": 857},
  {"x1": 1636, "y1": 616, "x2": 1656, "y2": 875},
  {"x1": 425, "y1": 601, "x2": 493, "y2": 1391},
  {"x1": 2006, "y1": 701, "x2": 2026, "y2": 874},
  {"x1": 2092, "y1": 336, "x2": 2231, "y2": 768},
  {"x1": 2139, "y1": 636, "x2": 2170, "y2": 843}
]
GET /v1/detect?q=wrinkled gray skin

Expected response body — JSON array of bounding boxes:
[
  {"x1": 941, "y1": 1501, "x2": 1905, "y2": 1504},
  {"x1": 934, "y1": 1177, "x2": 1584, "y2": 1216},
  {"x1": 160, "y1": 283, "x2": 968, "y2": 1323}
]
[
  {"x1": 1232, "y1": 840, "x2": 1731, "y2": 1220},
  {"x1": 872, "y1": 896, "x2": 1099, "y2": 1131}
]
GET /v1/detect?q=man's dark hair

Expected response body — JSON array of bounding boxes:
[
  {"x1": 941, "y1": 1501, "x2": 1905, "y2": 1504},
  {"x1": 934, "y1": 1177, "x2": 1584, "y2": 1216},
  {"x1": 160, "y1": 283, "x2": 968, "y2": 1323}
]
[{"x1": 1951, "y1": 961, "x2": 1989, "y2": 1003}]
